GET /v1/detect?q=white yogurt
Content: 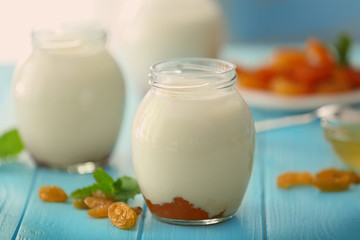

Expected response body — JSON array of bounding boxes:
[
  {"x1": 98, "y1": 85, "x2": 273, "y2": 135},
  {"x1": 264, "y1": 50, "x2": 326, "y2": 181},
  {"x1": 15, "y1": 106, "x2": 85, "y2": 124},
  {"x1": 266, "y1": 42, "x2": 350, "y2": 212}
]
[
  {"x1": 131, "y1": 59, "x2": 254, "y2": 222},
  {"x1": 13, "y1": 24, "x2": 125, "y2": 171},
  {"x1": 114, "y1": 0, "x2": 225, "y2": 92}
]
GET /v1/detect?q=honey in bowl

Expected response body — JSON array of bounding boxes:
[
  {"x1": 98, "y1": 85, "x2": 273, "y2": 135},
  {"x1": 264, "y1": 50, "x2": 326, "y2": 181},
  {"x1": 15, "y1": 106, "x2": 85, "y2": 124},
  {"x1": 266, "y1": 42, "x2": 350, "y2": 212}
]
[
  {"x1": 322, "y1": 108, "x2": 360, "y2": 170},
  {"x1": 324, "y1": 125, "x2": 360, "y2": 169}
]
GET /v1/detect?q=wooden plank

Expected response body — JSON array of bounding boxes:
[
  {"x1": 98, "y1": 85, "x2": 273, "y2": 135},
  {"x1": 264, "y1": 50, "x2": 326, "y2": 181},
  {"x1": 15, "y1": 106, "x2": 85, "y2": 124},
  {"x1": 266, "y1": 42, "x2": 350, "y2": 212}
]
[
  {"x1": 263, "y1": 120, "x2": 360, "y2": 239},
  {"x1": 14, "y1": 167, "x2": 143, "y2": 240},
  {"x1": 0, "y1": 163, "x2": 36, "y2": 239}
]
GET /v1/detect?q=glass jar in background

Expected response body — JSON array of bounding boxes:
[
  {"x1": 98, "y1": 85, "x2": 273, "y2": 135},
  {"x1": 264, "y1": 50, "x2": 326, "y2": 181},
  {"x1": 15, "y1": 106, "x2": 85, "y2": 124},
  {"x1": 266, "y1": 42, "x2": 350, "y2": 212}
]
[
  {"x1": 13, "y1": 22, "x2": 125, "y2": 173},
  {"x1": 131, "y1": 58, "x2": 255, "y2": 225},
  {"x1": 113, "y1": 0, "x2": 226, "y2": 94}
]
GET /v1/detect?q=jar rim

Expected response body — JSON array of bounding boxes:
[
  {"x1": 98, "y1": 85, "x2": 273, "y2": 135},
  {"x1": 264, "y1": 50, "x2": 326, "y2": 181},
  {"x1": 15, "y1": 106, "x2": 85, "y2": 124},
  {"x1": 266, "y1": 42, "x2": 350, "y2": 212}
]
[
  {"x1": 32, "y1": 21, "x2": 107, "y2": 49},
  {"x1": 149, "y1": 58, "x2": 237, "y2": 92}
]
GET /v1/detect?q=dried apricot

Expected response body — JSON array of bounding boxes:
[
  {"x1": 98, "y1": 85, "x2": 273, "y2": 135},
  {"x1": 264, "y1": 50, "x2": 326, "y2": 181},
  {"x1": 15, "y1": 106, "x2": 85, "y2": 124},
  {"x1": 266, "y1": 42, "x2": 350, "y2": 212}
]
[
  {"x1": 236, "y1": 36, "x2": 360, "y2": 96},
  {"x1": 272, "y1": 48, "x2": 307, "y2": 70},
  {"x1": 236, "y1": 71, "x2": 269, "y2": 90},
  {"x1": 72, "y1": 198, "x2": 89, "y2": 209},
  {"x1": 269, "y1": 76, "x2": 311, "y2": 95},
  {"x1": 305, "y1": 38, "x2": 335, "y2": 68},
  {"x1": 277, "y1": 171, "x2": 313, "y2": 189},
  {"x1": 38, "y1": 185, "x2": 67, "y2": 202},
  {"x1": 313, "y1": 168, "x2": 356, "y2": 192},
  {"x1": 108, "y1": 202, "x2": 137, "y2": 229},
  {"x1": 84, "y1": 197, "x2": 113, "y2": 209}
]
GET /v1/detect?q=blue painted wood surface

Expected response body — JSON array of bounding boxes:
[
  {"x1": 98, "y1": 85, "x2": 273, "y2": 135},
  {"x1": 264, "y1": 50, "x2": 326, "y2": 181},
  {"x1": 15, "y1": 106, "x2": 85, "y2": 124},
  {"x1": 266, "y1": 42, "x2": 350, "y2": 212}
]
[{"x1": 1, "y1": 45, "x2": 360, "y2": 239}]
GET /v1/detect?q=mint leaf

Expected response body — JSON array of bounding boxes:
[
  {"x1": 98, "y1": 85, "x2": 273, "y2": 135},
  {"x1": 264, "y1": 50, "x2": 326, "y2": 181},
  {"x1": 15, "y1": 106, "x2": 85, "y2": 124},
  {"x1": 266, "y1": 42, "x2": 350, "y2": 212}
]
[
  {"x1": 0, "y1": 129, "x2": 24, "y2": 158},
  {"x1": 113, "y1": 178, "x2": 122, "y2": 190},
  {"x1": 68, "y1": 169, "x2": 141, "y2": 202},
  {"x1": 333, "y1": 33, "x2": 352, "y2": 66},
  {"x1": 93, "y1": 168, "x2": 114, "y2": 194},
  {"x1": 113, "y1": 176, "x2": 141, "y2": 202},
  {"x1": 69, "y1": 183, "x2": 100, "y2": 199}
]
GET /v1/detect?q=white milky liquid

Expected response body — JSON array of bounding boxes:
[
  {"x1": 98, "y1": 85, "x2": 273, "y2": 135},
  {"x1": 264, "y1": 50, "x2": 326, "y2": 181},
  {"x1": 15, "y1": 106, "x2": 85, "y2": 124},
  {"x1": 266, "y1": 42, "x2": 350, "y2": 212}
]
[
  {"x1": 132, "y1": 88, "x2": 254, "y2": 217},
  {"x1": 13, "y1": 46, "x2": 125, "y2": 167},
  {"x1": 115, "y1": 0, "x2": 225, "y2": 92}
]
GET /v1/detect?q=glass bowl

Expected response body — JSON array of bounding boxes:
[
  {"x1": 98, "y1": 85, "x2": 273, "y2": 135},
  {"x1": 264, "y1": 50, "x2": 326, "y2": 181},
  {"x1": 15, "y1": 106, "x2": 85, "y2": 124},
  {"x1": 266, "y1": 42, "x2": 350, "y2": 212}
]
[{"x1": 321, "y1": 108, "x2": 360, "y2": 170}]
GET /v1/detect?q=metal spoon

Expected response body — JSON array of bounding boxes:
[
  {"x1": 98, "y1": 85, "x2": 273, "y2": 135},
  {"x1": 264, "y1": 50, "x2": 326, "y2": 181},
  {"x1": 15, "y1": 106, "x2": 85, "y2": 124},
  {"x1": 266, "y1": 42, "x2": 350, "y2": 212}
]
[{"x1": 255, "y1": 104, "x2": 360, "y2": 132}]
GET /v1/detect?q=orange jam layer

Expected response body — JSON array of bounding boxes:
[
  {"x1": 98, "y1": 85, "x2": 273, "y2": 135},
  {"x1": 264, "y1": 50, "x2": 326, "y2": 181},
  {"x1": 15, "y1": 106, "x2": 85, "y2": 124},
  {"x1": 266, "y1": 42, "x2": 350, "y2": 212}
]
[{"x1": 145, "y1": 197, "x2": 224, "y2": 220}]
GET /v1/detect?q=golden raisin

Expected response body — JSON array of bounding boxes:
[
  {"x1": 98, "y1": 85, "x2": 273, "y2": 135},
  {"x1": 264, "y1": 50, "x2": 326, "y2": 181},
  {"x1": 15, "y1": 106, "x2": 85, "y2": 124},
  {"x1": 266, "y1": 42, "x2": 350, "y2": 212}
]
[
  {"x1": 277, "y1": 172, "x2": 313, "y2": 189},
  {"x1": 38, "y1": 185, "x2": 67, "y2": 202},
  {"x1": 72, "y1": 198, "x2": 89, "y2": 209},
  {"x1": 313, "y1": 168, "x2": 353, "y2": 192},
  {"x1": 108, "y1": 202, "x2": 137, "y2": 229},
  {"x1": 84, "y1": 197, "x2": 113, "y2": 218},
  {"x1": 92, "y1": 190, "x2": 116, "y2": 201},
  {"x1": 343, "y1": 170, "x2": 360, "y2": 184},
  {"x1": 87, "y1": 206, "x2": 109, "y2": 218},
  {"x1": 84, "y1": 197, "x2": 113, "y2": 209},
  {"x1": 132, "y1": 206, "x2": 143, "y2": 216}
]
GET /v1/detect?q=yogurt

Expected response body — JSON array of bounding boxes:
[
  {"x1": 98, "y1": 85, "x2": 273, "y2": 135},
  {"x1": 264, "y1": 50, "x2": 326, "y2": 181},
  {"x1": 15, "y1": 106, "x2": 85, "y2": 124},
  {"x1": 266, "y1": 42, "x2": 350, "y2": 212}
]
[
  {"x1": 13, "y1": 23, "x2": 125, "y2": 172},
  {"x1": 131, "y1": 59, "x2": 255, "y2": 225},
  {"x1": 114, "y1": 0, "x2": 225, "y2": 92}
]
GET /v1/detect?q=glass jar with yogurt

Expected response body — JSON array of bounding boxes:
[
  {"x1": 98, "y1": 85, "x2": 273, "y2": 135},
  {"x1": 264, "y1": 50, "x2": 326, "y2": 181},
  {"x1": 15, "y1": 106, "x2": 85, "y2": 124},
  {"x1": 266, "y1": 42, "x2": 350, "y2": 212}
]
[
  {"x1": 131, "y1": 58, "x2": 255, "y2": 225},
  {"x1": 13, "y1": 23, "x2": 125, "y2": 173},
  {"x1": 114, "y1": 0, "x2": 225, "y2": 93}
]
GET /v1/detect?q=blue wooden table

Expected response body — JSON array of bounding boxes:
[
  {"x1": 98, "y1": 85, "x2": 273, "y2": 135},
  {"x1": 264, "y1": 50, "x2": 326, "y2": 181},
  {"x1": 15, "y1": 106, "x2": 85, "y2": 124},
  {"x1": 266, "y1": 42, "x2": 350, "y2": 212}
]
[{"x1": 1, "y1": 45, "x2": 360, "y2": 240}]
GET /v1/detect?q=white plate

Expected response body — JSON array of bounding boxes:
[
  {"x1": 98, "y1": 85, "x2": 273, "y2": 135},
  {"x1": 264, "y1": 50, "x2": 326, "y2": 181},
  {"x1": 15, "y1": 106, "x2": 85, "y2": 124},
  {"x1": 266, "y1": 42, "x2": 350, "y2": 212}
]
[{"x1": 237, "y1": 87, "x2": 360, "y2": 111}]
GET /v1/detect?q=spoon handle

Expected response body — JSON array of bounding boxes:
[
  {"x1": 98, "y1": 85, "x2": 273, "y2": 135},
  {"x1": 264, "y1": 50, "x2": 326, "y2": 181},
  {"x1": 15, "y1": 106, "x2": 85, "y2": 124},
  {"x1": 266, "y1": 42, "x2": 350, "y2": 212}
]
[{"x1": 255, "y1": 112, "x2": 316, "y2": 132}]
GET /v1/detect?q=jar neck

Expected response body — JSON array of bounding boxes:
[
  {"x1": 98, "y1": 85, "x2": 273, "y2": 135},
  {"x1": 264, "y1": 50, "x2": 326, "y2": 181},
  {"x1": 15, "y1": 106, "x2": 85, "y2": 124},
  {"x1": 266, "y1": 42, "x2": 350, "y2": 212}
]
[
  {"x1": 32, "y1": 22, "x2": 107, "y2": 50},
  {"x1": 149, "y1": 58, "x2": 236, "y2": 95}
]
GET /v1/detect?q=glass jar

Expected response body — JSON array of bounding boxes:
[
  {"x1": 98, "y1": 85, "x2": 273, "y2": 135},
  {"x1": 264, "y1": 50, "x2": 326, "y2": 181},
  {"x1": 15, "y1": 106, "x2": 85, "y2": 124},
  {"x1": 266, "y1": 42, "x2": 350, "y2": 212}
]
[
  {"x1": 131, "y1": 58, "x2": 255, "y2": 225},
  {"x1": 13, "y1": 23, "x2": 125, "y2": 173},
  {"x1": 114, "y1": 0, "x2": 225, "y2": 93}
]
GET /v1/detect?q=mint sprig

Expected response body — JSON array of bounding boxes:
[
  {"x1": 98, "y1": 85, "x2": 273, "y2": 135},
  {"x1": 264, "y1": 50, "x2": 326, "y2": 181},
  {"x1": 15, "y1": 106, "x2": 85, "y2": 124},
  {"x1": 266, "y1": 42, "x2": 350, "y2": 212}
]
[
  {"x1": 333, "y1": 33, "x2": 352, "y2": 67},
  {"x1": 93, "y1": 168, "x2": 114, "y2": 194},
  {"x1": 69, "y1": 168, "x2": 140, "y2": 202},
  {"x1": 68, "y1": 184, "x2": 100, "y2": 199},
  {"x1": 113, "y1": 176, "x2": 141, "y2": 202},
  {"x1": 0, "y1": 129, "x2": 24, "y2": 159}
]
